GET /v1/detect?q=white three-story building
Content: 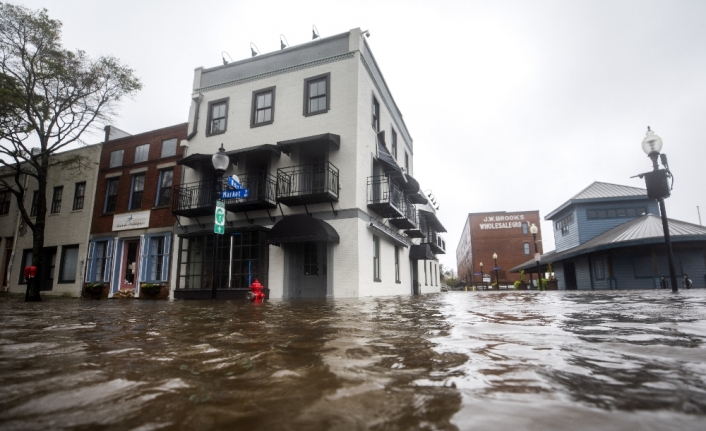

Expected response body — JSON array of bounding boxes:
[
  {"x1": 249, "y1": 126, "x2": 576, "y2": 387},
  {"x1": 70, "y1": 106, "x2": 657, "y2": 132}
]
[{"x1": 171, "y1": 28, "x2": 446, "y2": 299}]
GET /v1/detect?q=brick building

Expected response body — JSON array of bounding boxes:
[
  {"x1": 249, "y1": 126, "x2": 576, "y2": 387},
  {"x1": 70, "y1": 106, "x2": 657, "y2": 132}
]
[
  {"x1": 86, "y1": 123, "x2": 187, "y2": 298},
  {"x1": 457, "y1": 211, "x2": 543, "y2": 287}
]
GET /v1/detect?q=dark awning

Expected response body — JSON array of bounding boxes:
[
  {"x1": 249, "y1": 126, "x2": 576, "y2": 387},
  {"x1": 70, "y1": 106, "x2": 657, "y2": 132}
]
[
  {"x1": 368, "y1": 220, "x2": 410, "y2": 247},
  {"x1": 419, "y1": 210, "x2": 447, "y2": 233},
  {"x1": 266, "y1": 214, "x2": 340, "y2": 245},
  {"x1": 178, "y1": 144, "x2": 282, "y2": 169},
  {"x1": 376, "y1": 132, "x2": 403, "y2": 177},
  {"x1": 409, "y1": 191, "x2": 428, "y2": 204},
  {"x1": 409, "y1": 244, "x2": 434, "y2": 260},
  {"x1": 277, "y1": 133, "x2": 340, "y2": 155},
  {"x1": 399, "y1": 174, "x2": 420, "y2": 194}
]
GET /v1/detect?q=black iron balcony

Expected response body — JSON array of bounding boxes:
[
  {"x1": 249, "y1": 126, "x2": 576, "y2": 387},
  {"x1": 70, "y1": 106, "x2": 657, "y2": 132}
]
[
  {"x1": 367, "y1": 175, "x2": 404, "y2": 219},
  {"x1": 277, "y1": 161, "x2": 339, "y2": 206},
  {"x1": 405, "y1": 214, "x2": 427, "y2": 238},
  {"x1": 172, "y1": 180, "x2": 215, "y2": 217},
  {"x1": 426, "y1": 230, "x2": 446, "y2": 254},
  {"x1": 222, "y1": 172, "x2": 277, "y2": 212},
  {"x1": 172, "y1": 173, "x2": 278, "y2": 217},
  {"x1": 389, "y1": 196, "x2": 417, "y2": 229}
]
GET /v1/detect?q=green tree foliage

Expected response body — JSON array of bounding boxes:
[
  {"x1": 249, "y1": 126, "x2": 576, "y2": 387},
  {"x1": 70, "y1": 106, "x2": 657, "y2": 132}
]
[{"x1": 0, "y1": 3, "x2": 142, "y2": 300}]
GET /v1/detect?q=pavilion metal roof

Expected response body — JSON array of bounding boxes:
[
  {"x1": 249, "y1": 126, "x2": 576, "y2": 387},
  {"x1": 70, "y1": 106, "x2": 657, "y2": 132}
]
[
  {"x1": 510, "y1": 214, "x2": 706, "y2": 273},
  {"x1": 545, "y1": 181, "x2": 648, "y2": 220}
]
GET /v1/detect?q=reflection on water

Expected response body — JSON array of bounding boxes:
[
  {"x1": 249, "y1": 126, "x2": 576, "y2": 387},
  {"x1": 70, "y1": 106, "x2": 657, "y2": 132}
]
[{"x1": 1, "y1": 290, "x2": 705, "y2": 430}]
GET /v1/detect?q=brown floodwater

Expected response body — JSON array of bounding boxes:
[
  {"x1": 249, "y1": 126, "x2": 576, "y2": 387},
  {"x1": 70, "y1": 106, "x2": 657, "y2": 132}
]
[{"x1": 1, "y1": 290, "x2": 705, "y2": 431}]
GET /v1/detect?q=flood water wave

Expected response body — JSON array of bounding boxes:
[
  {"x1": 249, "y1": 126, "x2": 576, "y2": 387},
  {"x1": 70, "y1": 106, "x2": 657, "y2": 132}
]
[{"x1": 1, "y1": 290, "x2": 705, "y2": 430}]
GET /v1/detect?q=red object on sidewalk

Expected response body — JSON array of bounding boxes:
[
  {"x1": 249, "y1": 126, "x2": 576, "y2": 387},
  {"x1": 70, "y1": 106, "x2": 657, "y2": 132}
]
[
  {"x1": 249, "y1": 278, "x2": 265, "y2": 303},
  {"x1": 23, "y1": 266, "x2": 37, "y2": 279}
]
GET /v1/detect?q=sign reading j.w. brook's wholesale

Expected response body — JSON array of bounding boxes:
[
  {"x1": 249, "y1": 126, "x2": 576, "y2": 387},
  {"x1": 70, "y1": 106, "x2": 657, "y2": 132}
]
[
  {"x1": 112, "y1": 210, "x2": 151, "y2": 231},
  {"x1": 478, "y1": 214, "x2": 526, "y2": 230}
]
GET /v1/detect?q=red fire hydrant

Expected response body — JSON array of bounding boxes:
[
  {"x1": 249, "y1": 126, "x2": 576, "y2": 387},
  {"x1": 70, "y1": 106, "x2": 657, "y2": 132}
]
[
  {"x1": 24, "y1": 266, "x2": 37, "y2": 279},
  {"x1": 247, "y1": 278, "x2": 265, "y2": 303}
]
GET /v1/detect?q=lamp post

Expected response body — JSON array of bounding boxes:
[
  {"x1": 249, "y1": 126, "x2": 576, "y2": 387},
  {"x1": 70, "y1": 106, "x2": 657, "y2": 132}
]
[
  {"x1": 530, "y1": 223, "x2": 542, "y2": 290},
  {"x1": 480, "y1": 262, "x2": 485, "y2": 290},
  {"x1": 493, "y1": 253, "x2": 499, "y2": 290},
  {"x1": 637, "y1": 128, "x2": 678, "y2": 292},
  {"x1": 211, "y1": 144, "x2": 230, "y2": 300}
]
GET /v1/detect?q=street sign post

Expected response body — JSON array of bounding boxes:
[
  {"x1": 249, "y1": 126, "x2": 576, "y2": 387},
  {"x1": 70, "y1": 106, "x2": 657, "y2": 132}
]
[{"x1": 214, "y1": 200, "x2": 225, "y2": 234}]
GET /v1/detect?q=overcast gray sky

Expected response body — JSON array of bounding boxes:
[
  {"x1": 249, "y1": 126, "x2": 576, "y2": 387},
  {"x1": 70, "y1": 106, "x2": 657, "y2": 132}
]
[{"x1": 14, "y1": 0, "x2": 706, "y2": 273}]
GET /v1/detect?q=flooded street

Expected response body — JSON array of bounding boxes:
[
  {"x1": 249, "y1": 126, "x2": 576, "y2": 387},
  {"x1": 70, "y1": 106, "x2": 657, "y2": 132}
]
[{"x1": 1, "y1": 290, "x2": 706, "y2": 431}]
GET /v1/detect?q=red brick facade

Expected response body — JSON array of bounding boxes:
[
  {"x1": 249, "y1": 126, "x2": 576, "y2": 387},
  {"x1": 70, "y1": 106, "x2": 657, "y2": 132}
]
[
  {"x1": 457, "y1": 211, "x2": 543, "y2": 286},
  {"x1": 90, "y1": 123, "x2": 187, "y2": 234}
]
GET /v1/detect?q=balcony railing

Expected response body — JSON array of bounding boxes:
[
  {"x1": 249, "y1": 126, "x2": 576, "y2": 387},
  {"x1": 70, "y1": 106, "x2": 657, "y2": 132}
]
[
  {"x1": 404, "y1": 213, "x2": 426, "y2": 238},
  {"x1": 172, "y1": 180, "x2": 215, "y2": 217},
  {"x1": 389, "y1": 196, "x2": 418, "y2": 229},
  {"x1": 172, "y1": 172, "x2": 277, "y2": 217},
  {"x1": 367, "y1": 175, "x2": 404, "y2": 219},
  {"x1": 222, "y1": 172, "x2": 277, "y2": 212},
  {"x1": 427, "y1": 230, "x2": 446, "y2": 254},
  {"x1": 277, "y1": 161, "x2": 339, "y2": 206}
]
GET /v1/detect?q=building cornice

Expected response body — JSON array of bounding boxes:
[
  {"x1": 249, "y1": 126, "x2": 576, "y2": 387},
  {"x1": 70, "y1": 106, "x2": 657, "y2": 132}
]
[{"x1": 195, "y1": 52, "x2": 355, "y2": 93}]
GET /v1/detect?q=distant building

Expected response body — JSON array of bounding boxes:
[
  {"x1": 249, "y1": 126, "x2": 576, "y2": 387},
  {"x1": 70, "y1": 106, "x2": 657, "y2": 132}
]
[
  {"x1": 86, "y1": 123, "x2": 187, "y2": 298},
  {"x1": 457, "y1": 210, "x2": 543, "y2": 287},
  {"x1": 511, "y1": 181, "x2": 706, "y2": 289}
]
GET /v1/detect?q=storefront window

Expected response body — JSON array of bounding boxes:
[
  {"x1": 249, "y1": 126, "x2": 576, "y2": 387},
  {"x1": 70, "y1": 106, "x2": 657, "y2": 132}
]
[{"x1": 177, "y1": 231, "x2": 266, "y2": 290}]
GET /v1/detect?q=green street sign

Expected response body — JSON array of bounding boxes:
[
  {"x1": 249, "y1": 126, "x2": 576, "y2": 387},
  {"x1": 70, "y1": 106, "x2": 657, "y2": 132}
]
[{"x1": 214, "y1": 200, "x2": 225, "y2": 234}]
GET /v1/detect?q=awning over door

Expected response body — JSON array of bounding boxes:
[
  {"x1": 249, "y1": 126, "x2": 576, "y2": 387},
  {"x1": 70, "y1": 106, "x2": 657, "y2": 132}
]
[
  {"x1": 409, "y1": 244, "x2": 434, "y2": 260},
  {"x1": 266, "y1": 214, "x2": 340, "y2": 245}
]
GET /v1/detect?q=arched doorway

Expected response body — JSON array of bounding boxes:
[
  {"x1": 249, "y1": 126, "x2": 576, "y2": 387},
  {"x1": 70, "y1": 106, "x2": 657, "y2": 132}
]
[{"x1": 266, "y1": 215, "x2": 339, "y2": 298}]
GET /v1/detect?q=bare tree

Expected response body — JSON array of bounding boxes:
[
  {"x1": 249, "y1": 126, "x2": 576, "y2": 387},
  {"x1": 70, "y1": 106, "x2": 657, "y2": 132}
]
[{"x1": 0, "y1": 3, "x2": 141, "y2": 300}]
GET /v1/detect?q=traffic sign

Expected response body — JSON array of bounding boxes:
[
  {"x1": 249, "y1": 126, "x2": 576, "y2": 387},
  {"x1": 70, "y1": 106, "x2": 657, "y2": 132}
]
[
  {"x1": 482, "y1": 275, "x2": 491, "y2": 283},
  {"x1": 534, "y1": 253, "x2": 541, "y2": 262},
  {"x1": 493, "y1": 266, "x2": 501, "y2": 271},
  {"x1": 214, "y1": 200, "x2": 225, "y2": 234},
  {"x1": 222, "y1": 189, "x2": 249, "y2": 199}
]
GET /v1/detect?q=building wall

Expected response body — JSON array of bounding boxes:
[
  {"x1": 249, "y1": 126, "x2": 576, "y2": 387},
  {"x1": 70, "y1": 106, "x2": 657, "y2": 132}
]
[
  {"x1": 574, "y1": 255, "x2": 592, "y2": 290},
  {"x1": 575, "y1": 199, "x2": 659, "y2": 245},
  {"x1": 456, "y1": 215, "x2": 472, "y2": 281},
  {"x1": 177, "y1": 29, "x2": 441, "y2": 298},
  {"x1": 0, "y1": 171, "x2": 22, "y2": 290},
  {"x1": 555, "y1": 243, "x2": 706, "y2": 290},
  {"x1": 460, "y1": 211, "x2": 543, "y2": 285},
  {"x1": 552, "y1": 208, "x2": 580, "y2": 253},
  {"x1": 91, "y1": 123, "x2": 187, "y2": 234},
  {"x1": 8, "y1": 144, "x2": 101, "y2": 296},
  {"x1": 554, "y1": 261, "x2": 565, "y2": 290}
]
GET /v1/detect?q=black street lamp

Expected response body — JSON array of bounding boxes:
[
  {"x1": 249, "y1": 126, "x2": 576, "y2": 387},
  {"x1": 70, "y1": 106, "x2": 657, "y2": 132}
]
[
  {"x1": 636, "y1": 127, "x2": 678, "y2": 292},
  {"x1": 530, "y1": 223, "x2": 542, "y2": 290},
  {"x1": 493, "y1": 253, "x2": 499, "y2": 290},
  {"x1": 479, "y1": 261, "x2": 485, "y2": 290},
  {"x1": 211, "y1": 144, "x2": 230, "y2": 300}
]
